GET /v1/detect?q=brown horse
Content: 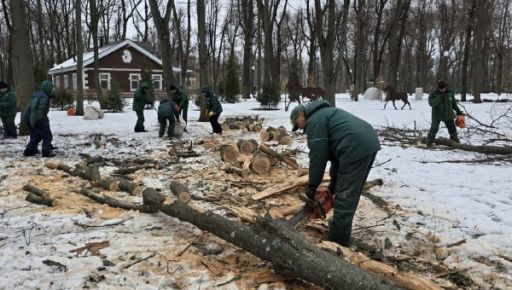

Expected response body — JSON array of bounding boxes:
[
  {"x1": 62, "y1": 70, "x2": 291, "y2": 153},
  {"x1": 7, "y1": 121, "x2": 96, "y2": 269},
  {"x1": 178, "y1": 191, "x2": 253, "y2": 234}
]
[
  {"x1": 383, "y1": 84, "x2": 411, "y2": 110},
  {"x1": 300, "y1": 86, "x2": 325, "y2": 104}
]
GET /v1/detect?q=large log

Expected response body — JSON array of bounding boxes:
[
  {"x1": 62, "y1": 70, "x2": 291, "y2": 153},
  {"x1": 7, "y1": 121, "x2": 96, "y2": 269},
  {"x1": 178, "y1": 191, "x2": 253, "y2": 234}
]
[
  {"x1": 118, "y1": 180, "x2": 144, "y2": 195},
  {"x1": 220, "y1": 144, "x2": 239, "y2": 162},
  {"x1": 258, "y1": 144, "x2": 299, "y2": 170},
  {"x1": 237, "y1": 139, "x2": 258, "y2": 155},
  {"x1": 152, "y1": 198, "x2": 401, "y2": 290},
  {"x1": 427, "y1": 137, "x2": 512, "y2": 155},
  {"x1": 250, "y1": 150, "x2": 273, "y2": 174}
]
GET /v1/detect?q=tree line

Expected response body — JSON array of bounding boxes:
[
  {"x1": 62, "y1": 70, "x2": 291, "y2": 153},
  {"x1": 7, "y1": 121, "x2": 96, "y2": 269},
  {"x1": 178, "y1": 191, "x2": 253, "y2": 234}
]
[{"x1": 0, "y1": 0, "x2": 511, "y2": 118}]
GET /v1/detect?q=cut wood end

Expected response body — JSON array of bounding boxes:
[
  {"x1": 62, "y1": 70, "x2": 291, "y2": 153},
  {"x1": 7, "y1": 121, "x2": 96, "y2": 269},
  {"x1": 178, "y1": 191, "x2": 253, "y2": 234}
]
[
  {"x1": 278, "y1": 136, "x2": 293, "y2": 145},
  {"x1": 132, "y1": 186, "x2": 144, "y2": 196},
  {"x1": 45, "y1": 162, "x2": 59, "y2": 169},
  {"x1": 178, "y1": 192, "x2": 192, "y2": 203}
]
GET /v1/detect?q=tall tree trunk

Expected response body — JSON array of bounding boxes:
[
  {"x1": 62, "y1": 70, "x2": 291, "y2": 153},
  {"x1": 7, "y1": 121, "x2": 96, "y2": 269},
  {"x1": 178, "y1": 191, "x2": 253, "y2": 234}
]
[
  {"x1": 90, "y1": 0, "x2": 104, "y2": 107},
  {"x1": 315, "y1": 0, "x2": 350, "y2": 105},
  {"x1": 10, "y1": 0, "x2": 35, "y2": 135},
  {"x1": 371, "y1": 0, "x2": 388, "y2": 82},
  {"x1": 147, "y1": 0, "x2": 175, "y2": 95},
  {"x1": 461, "y1": 0, "x2": 476, "y2": 102},
  {"x1": 471, "y1": 0, "x2": 489, "y2": 103},
  {"x1": 241, "y1": 0, "x2": 254, "y2": 99},
  {"x1": 197, "y1": 0, "x2": 209, "y2": 121},
  {"x1": 386, "y1": 0, "x2": 411, "y2": 90},
  {"x1": 75, "y1": 0, "x2": 84, "y2": 116},
  {"x1": 495, "y1": 0, "x2": 509, "y2": 96}
]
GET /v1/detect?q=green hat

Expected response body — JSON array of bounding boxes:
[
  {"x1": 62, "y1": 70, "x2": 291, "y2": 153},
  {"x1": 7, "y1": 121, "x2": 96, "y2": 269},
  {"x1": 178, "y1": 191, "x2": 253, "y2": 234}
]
[
  {"x1": 201, "y1": 86, "x2": 211, "y2": 94},
  {"x1": 290, "y1": 105, "x2": 305, "y2": 131}
]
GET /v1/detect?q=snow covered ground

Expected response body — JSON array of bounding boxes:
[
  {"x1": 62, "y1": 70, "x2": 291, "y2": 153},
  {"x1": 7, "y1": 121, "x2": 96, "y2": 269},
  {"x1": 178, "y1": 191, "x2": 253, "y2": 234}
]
[{"x1": 0, "y1": 92, "x2": 511, "y2": 289}]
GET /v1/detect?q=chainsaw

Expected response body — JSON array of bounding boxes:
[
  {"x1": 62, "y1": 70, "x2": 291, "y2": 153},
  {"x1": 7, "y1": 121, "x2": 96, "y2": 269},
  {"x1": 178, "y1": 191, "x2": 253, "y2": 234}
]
[{"x1": 287, "y1": 186, "x2": 334, "y2": 227}]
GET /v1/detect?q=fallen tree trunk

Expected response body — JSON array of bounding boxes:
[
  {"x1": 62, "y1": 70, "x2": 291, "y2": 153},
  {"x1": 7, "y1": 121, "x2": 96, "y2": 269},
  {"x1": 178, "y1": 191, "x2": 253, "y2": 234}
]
[
  {"x1": 427, "y1": 137, "x2": 512, "y2": 155},
  {"x1": 150, "y1": 198, "x2": 401, "y2": 289},
  {"x1": 79, "y1": 188, "x2": 148, "y2": 212},
  {"x1": 118, "y1": 180, "x2": 144, "y2": 195},
  {"x1": 258, "y1": 144, "x2": 298, "y2": 169}
]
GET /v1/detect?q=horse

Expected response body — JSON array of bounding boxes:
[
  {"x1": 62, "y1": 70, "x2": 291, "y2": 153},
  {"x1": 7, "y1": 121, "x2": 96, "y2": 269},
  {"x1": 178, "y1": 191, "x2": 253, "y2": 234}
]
[
  {"x1": 383, "y1": 84, "x2": 411, "y2": 110},
  {"x1": 300, "y1": 86, "x2": 325, "y2": 104}
]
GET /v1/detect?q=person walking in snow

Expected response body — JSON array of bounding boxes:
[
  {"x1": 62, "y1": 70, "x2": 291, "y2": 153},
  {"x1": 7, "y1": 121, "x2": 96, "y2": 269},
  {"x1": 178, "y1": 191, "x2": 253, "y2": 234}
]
[
  {"x1": 290, "y1": 100, "x2": 381, "y2": 247},
  {"x1": 23, "y1": 81, "x2": 56, "y2": 157},
  {"x1": 157, "y1": 96, "x2": 178, "y2": 138},
  {"x1": 201, "y1": 86, "x2": 223, "y2": 135},
  {"x1": 169, "y1": 84, "x2": 189, "y2": 131},
  {"x1": 0, "y1": 80, "x2": 17, "y2": 139},
  {"x1": 133, "y1": 81, "x2": 153, "y2": 132},
  {"x1": 426, "y1": 80, "x2": 464, "y2": 147}
]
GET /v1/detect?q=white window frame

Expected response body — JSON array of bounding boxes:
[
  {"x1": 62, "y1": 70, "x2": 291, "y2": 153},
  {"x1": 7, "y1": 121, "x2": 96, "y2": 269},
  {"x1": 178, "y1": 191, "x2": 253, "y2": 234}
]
[
  {"x1": 99, "y1": 72, "x2": 111, "y2": 90},
  {"x1": 152, "y1": 74, "x2": 162, "y2": 90},
  {"x1": 72, "y1": 73, "x2": 77, "y2": 90},
  {"x1": 129, "y1": 73, "x2": 141, "y2": 91}
]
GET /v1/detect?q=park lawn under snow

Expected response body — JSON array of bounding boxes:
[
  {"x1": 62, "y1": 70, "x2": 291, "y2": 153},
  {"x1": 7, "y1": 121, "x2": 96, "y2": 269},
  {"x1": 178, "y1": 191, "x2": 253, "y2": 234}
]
[{"x1": 0, "y1": 92, "x2": 511, "y2": 289}]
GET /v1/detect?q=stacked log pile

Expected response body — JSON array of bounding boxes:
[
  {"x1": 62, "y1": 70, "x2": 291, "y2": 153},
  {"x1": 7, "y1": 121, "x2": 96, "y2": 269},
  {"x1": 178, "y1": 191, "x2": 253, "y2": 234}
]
[
  {"x1": 260, "y1": 126, "x2": 293, "y2": 145},
  {"x1": 222, "y1": 115, "x2": 263, "y2": 132}
]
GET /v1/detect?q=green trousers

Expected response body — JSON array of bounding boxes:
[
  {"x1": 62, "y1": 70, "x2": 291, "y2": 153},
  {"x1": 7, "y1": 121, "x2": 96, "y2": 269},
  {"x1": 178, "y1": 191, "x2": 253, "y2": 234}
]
[
  {"x1": 1, "y1": 115, "x2": 17, "y2": 138},
  {"x1": 328, "y1": 153, "x2": 377, "y2": 247}
]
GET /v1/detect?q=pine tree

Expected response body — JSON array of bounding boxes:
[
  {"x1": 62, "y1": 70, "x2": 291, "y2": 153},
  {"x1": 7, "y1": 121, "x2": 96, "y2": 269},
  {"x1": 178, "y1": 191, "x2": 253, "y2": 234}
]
[{"x1": 140, "y1": 65, "x2": 155, "y2": 105}]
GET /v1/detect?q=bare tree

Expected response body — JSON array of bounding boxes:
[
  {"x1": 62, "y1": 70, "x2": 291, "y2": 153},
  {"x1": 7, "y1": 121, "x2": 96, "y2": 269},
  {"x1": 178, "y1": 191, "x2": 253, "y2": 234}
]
[
  {"x1": 90, "y1": 0, "x2": 105, "y2": 107},
  {"x1": 304, "y1": 0, "x2": 317, "y2": 87},
  {"x1": 147, "y1": 0, "x2": 175, "y2": 94},
  {"x1": 75, "y1": 0, "x2": 84, "y2": 116},
  {"x1": 385, "y1": 0, "x2": 411, "y2": 90},
  {"x1": 370, "y1": 0, "x2": 389, "y2": 82},
  {"x1": 460, "y1": 0, "x2": 476, "y2": 101},
  {"x1": 9, "y1": 0, "x2": 35, "y2": 135},
  {"x1": 314, "y1": 0, "x2": 350, "y2": 105},
  {"x1": 495, "y1": 0, "x2": 510, "y2": 96},
  {"x1": 352, "y1": 0, "x2": 371, "y2": 101},
  {"x1": 172, "y1": 0, "x2": 192, "y2": 87},
  {"x1": 132, "y1": 0, "x2": 152, "y2": 41},
  {"x1": 471, "y1": 0, "x2": 492, "y2": 103},
  {"x1": 240, "y1": 0, "x2": 254, "y2": 99}
]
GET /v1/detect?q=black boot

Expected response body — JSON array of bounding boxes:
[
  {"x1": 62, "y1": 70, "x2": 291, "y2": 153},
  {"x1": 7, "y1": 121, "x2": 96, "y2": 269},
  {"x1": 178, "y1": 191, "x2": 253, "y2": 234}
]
[
  {"x1": 450, "y1": 135, "x2": 460, "y2": 143},
  {"x1": 23, "y1": 149, "x2": 39, "y2": 157},
  {"x1": 426, "y1": 138, "x2": 433, "y2": 148},
  {"x1": 42, "y1": 151, "x2": 56, "y2": 158}
]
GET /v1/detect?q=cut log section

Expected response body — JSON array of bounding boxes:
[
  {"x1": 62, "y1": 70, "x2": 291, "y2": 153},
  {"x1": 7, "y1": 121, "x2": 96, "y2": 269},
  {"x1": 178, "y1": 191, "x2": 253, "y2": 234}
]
[
  {"x1": 250, "y1": 150, "x2": 273, "y2": 174},
  {"x1": 169, "y1": 181, "x2": 191, "y2": 203},
  {"x1": 278, "y1": 134, "x2": 293, "y2": 145},
  {"x1": 118, "y1": 180, "x2": 144, "y2": 195},
  {"x1": 258, "y1": 144, "x2": 298, "y2": 169},
  {"x1": 237, "y1": 139, "x2": 258, "y2": 155},
  {"x1": 220, "y1": 144, "x2": 239, "y2": 162},
  {"x1": 23, "y1": 184, "x2": 54, "y2": 206},
  {"x1": 224, "y1": 166, "x2": 249, "y2": 178}
]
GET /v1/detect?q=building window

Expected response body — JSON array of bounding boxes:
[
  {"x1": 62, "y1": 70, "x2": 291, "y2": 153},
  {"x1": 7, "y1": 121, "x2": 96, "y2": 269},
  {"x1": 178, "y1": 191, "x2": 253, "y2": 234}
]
[
  {"x1": 99, "y1": 73, "x2": 111, "y2": 90},
  {"x1": 54, "y1": 75, "x2": 61, "y2": 88},
  {"x1": 129, "y1": 74, "x2": 141, "y2": 91},
  {"x1": 72, "y1": 73, "x2": 77, "y2": 90},
  {"x1": 152, "y1": 74, "x2": 162, "y2": 90},
  {"x1": 63, "y1": 74, "x2": 69, "y2": 89}
]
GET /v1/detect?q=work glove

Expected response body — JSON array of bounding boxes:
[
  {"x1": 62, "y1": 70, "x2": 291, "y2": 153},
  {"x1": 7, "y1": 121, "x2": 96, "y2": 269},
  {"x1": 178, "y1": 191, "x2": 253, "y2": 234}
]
[{"x1": 305, "y1": 185, "x2": 317, "y2": 201}]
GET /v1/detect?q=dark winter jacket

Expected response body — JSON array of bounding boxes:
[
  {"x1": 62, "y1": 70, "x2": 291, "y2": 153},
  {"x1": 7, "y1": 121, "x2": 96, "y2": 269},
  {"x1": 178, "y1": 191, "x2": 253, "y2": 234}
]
[
  {"x1": 428, "y1": 89, "x2": 463, "y2": 121},
  {"x1": 304, "y1": 100, "x2": 381, "y2": 189},
  {"x1": 158, "y1": 98, "x2": 177, "y2": 119},
  {"x1": 172, "y1": 86, "x2": 189, "y2": 109},
  {"x1": 24, "y1": 81, "x2": 54, "y2": 128},
  {"x1": 0, "y1": 85, "x2": 17, "y2": 117},
  {"x1": 132, "y1": 82, "x2": 151, "y2": 111},
  {"x1": 202, "y1": 87, "x2": 223, "y2": 115}
]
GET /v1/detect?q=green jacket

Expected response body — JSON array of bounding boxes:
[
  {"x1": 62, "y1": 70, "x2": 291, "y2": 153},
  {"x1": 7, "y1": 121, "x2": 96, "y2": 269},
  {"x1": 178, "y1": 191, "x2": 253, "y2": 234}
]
[
  {"x1": 24, "y1": 81, "x2": 54, "y2": 128},
  {"x1": 0, "y1": 86, "x2": 17, "y2": 117},
  {"x1": 428, "y1": 89, "x2": 463, "y2": 121},
  {"x1": 205, "y1": 90, "x2": 223, "y2": 115},
  {"x1": 304, "y1": 100, "x2": 381, "y2": 188},
  {"x1": 158, "y1": 98, "x2": 177, "y2": 119},
  {"x1": 172, "y1": 86, "x2": 189, "y2": 109},
  {"x1": 132, "y1": 82, "x2": 151, "y2": 111}
]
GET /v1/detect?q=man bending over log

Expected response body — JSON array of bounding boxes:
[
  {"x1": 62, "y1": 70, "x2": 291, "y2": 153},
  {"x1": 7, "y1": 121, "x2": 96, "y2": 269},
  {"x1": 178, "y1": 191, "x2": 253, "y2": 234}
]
[{"x1": 290, "y1": 101, "x2": 381, "y2": 247}]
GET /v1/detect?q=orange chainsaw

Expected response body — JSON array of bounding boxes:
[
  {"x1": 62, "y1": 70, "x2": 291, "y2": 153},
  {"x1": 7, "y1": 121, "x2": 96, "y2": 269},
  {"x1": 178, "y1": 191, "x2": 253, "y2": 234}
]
[{"x1": 287, "y1": 186, "x2": 334, "y2": 227}]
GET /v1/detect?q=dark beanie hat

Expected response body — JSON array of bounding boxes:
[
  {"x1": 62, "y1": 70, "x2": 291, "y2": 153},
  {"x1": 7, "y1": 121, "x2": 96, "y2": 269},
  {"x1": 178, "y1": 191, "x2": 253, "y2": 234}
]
[
  {"x1": 0, "y1": 81, "x2": 9, "y2": 89},
  {"x1": 437, "y1": 80, "x2": 448, "y2": 89}
]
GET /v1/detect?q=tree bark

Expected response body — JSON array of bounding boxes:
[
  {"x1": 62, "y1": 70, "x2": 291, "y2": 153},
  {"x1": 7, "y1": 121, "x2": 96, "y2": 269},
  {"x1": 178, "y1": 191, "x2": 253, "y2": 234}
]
[
  {"x1": 10, "y1": 0, "x2": 35, "y2": 135},
  {"x1": 197, "y1": 0, "x2": 209, "y2": 121},
  {"x1": 75, "y1": 0, "x2": 84, "y2": 115},
  {"x1": 23, "y1": 184, "x2": 54, "y2": 206},
  {"x1": 241, "y1": 0, "x2": 254, "y2": 99},
  {"x1": 258, "y1": 144, "x2": 298, "y2": 169}
]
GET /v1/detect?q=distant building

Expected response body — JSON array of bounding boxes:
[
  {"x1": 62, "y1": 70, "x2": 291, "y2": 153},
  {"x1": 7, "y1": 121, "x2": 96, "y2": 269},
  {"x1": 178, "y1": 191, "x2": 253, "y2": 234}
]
[{"x1": 48, "y1": 39, "x2": 196, "y2": 97}]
